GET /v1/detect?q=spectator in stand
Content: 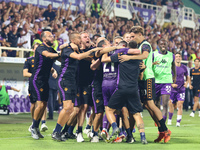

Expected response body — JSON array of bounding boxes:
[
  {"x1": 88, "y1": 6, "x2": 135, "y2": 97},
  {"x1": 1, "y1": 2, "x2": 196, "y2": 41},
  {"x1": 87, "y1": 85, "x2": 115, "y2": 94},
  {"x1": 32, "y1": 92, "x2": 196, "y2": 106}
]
[
  {"x1": 91, "y1": 0, "x2": 102, "y2": 18},
  {"x1": 42, "y1": 4, "x2": 56, "y2": 22},
  {"x1": 161, "y1": 0, "x2": 168, "y2": 5},
  {"x1": 1, "y1": 25, "x2": 9, "y2": 43},
  {"x1": 173, "y1": 0, "x2": 183, "y2": 10},
  {"x1": 2, "y1": 23, "x2": 27, "y2": 57}
]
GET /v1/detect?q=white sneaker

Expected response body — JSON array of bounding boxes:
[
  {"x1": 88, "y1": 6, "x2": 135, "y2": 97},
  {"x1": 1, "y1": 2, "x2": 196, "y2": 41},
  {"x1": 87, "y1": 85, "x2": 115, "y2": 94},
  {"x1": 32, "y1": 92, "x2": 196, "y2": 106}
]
[
  {"x1": 167, "y1": 119, "x2": 172, "y2": 125},
  {"x1": 190, "y1": 112, "x2": 195, "y2": 117},
  {"x1": 199, "y1": 111, "x2": 200, "y2": 117},
  {"x1": 87, "y1": 131, "x2": 94, "y2": 138},
  {"x1": 176, "y1": 122, "x2": 180, "y2": 127},
  {"x1": 91, "y1": 136, "x2": 99, "y2": 142},
  {"x1": 83, "y1": 128, "x2": 91, "y2": 135},
  {"x1": 28, "y1": 123, "x2": 33, "y2": 133},
  {"x1": 40, "y1": 123, "x2": 48, "y2": 132},
  {"x1": 77, "y1": 133, "x2": 84, "y2": 142},
  {"x1": 31, "y1": 128, "x2": 39, "y2": 140}
]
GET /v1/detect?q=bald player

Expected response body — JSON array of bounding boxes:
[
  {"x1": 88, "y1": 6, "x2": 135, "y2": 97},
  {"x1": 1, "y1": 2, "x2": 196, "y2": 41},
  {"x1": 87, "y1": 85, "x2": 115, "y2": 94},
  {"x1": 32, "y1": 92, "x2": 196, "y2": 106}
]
[{"x1": 30, "y1": 31, "x2": 60, "y2": 140}]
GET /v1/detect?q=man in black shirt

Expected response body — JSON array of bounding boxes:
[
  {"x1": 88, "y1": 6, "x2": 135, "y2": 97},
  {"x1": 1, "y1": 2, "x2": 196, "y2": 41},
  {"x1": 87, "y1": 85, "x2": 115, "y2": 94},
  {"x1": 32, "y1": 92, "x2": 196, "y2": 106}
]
[
  {"x1": 52, "y1": 32, "x2": 99, "y2": 141},
  {"x1": 29, "y1": 31, "x2": 60, "y2": 140},
  {"x1": 42, "y1": 4, "x2": 56, "y2": 22},
  {"x1": 101, "y1": 46, "x2": 148, "y2": 144},
  {"x1": 189, "y1": 58, "x2": 200, "y2": 117}
]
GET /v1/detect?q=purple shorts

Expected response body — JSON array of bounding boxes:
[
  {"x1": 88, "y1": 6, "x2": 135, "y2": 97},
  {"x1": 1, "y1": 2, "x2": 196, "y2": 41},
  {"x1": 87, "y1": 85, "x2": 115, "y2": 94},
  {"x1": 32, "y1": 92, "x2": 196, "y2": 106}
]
[
  {"x1": 155, "y1": 83, "x2": 171, "y2": 97},
  {"x1": 102, "y1": 80, "x2": 117, "y2": 106},
  {"x1": 170, "y1": 92, "x2": 185, "y2": 104},
  {"x1": 102, "y1": 85, "x2": 116, "y2": 106}
]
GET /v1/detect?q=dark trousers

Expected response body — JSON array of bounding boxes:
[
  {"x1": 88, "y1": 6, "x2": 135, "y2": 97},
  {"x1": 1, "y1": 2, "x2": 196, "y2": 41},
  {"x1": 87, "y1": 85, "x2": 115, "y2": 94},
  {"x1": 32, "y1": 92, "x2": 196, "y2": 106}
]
[
  {"x1": 184, "y1": 88, "x2": 189, "y2": 111},
  {"x1": 48, "y1": 89, "x2": 57, "y2": 119}
]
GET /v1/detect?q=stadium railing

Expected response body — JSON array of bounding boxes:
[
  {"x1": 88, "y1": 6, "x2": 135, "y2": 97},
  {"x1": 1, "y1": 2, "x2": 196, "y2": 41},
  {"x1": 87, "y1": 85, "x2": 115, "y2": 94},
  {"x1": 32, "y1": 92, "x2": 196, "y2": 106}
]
[{"x1": 0, "y1": 47, "x2": 32, "y2": 58}]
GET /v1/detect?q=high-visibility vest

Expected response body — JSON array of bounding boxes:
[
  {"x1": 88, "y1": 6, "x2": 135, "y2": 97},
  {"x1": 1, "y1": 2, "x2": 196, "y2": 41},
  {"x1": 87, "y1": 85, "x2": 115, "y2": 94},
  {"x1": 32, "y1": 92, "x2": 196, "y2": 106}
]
[{"x1": 91, "y1": 3, "x2": 101, "y2": 15}]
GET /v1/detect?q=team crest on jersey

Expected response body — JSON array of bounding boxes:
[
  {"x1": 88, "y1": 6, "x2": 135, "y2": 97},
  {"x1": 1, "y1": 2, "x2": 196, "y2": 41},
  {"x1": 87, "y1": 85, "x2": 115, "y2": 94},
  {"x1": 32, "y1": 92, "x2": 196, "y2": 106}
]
[
  {"x1": 96, "y1": 99, "x2": 100, "y2": 103},
  {"x1": 77, "y1": 93, "x2": 80, "y2": 97},
  {"x1": 32, "y1": 59, "x2": 34, "y2": 63},
  {"x1": 83, "y1": 91, "x2": 87, "y2": 95},
  {"x1": 32, "y1": 65, "x2": 34, "y2": 68},
  {"x1": 29, "y1": 94, "x2": 31, "y2": 96},
  {"x1": 40, "y1": 88, "x2": 43, "y2": 92},
  {"x1": 64, "y1": 88, "x2": 68, "y2": 91}
]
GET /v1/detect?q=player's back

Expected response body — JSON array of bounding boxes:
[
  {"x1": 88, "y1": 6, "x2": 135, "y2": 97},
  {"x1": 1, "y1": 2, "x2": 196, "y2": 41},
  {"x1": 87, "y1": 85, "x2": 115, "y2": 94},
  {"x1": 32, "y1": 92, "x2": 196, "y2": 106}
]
[{"x1": 118, "y1": 59, "x2": 140, "y2": 89}]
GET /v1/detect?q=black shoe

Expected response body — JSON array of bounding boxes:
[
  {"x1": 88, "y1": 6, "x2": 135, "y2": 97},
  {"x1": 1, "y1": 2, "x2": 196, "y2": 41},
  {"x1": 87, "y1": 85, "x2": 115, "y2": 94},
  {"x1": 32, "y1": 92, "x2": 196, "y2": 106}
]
[
  {"x1": 36, "y1": 128, "x2": 44, "y2": 138},
  {"x1": 47, "y1": 117, "x2": 53, "y2": 120},
  {"x1": 61, "y1": 132, "x2": 69, "y2": 140},
  {"x1": 126, "y1": 136, "x2": 135, "y2": 143},
  {"x1": 52, "y1": 132, "x2": 66, "y2": 141},
  {"x1": 68, "y1": 133, "x2": 76, "y2": 139}
]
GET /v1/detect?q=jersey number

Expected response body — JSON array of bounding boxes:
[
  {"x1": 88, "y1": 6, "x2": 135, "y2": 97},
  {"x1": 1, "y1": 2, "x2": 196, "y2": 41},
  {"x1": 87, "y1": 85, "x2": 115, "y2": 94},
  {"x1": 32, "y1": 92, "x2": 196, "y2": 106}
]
[{"x1": 103, "y1": 62, "x2": 115, "y2": 73}]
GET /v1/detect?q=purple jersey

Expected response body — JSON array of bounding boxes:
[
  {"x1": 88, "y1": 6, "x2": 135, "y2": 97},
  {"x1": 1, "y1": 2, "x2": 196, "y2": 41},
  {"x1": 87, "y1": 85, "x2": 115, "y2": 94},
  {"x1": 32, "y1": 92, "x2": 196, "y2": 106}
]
[
  {"x1": 171, "y1": 64, "x2": 188, "y2": 92},
  {"x1": 102, "y1": 48, "x2": 129, "y2": 83},
  {"x1": 102, "y1": 48, "x2": 129, "y2": 106},
  {"x1": 57, "y1": 38, "x2": 64, "y2": 51}
]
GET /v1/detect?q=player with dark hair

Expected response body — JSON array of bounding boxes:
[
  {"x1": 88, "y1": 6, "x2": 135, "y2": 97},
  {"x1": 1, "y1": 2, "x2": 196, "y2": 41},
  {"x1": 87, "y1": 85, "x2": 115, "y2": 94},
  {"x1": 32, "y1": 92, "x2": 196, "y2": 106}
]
[
  {"x1": 167, "y1": 53, "x2": 189, "y2": 127},
  {"x1": 118, "y1": 26, "x2": 172, "y2": 143},
  {"x1": 189, "y1": 58, "x2": 200, "y2": 117}
]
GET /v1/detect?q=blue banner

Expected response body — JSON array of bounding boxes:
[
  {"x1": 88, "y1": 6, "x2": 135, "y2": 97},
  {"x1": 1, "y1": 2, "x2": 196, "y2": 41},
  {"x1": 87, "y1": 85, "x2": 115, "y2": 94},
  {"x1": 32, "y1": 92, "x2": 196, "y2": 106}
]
[{"x1": 4, "y1": 0, "x2": 86, "y2": 13}]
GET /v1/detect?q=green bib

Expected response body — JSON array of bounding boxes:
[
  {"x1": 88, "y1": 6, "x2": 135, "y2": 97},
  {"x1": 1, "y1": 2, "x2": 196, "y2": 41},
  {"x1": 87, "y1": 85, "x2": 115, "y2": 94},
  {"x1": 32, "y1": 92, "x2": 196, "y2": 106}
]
[
  {"x1": 0, "y1": 86, "x2": 10, "y2": 106},
  {"x1": 139, "y1": 41, "x2": 154, "y2": 80},
  {"x1": 153, "y1": 51, "x2": 173, "y2": 83}
]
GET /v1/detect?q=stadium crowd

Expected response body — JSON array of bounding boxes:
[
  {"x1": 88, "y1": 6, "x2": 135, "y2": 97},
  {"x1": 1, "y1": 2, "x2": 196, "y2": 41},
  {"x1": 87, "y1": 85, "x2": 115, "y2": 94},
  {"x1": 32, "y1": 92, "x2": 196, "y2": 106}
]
[
  {"x1": 0, "y1": 1, "x2": 199, "y2": 60},
  {"x1": 0, "y1": 0, "x2": 200, "y2": 144}
]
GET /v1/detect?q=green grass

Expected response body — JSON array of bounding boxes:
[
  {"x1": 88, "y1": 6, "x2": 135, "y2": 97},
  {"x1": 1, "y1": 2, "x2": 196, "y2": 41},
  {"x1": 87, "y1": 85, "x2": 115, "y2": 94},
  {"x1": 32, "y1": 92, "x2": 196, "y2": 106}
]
[{"x1": 0, "y1": 110, "x2": 200, "y2": 150}]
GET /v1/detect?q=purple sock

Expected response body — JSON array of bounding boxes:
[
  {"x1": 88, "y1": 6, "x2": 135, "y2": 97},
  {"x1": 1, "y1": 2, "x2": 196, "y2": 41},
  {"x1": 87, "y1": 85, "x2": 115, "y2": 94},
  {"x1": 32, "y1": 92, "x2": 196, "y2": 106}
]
[
  {"x1": 168, "y1": 112, "x2": 173, "y2": 120},
  {"x1": 103, "y1": 114, "x2": 108, "y2": 129},
  {"x1": 177, "y1": 119, "x2": 181, "y2": 123},
  {"x1": 163, "y1": 115, "x2": 167, "y2": 122}
]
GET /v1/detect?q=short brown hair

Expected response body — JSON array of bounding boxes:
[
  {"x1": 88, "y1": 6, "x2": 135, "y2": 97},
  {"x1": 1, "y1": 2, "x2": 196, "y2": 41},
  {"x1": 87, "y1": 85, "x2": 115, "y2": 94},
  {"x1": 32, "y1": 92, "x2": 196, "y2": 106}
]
[
  {"x1": 69, "y1": 31, "x2": 80, "y2": 41},
  {"x1": 129, "y1": 26, "x2": 144, "y2": 35}
]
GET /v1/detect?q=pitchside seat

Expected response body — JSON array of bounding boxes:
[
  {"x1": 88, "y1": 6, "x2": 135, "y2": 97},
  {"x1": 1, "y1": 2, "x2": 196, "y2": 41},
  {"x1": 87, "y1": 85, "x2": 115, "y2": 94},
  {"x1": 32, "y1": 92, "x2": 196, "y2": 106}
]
[
  {"x1": 14, "y1": 94, "x2": 20, "y2": 113},
  {"x1": 8, "y1": 95, "x2": 14, "y2": 112},
  {"x1": 25, "y1": 95, "x2": 31, "y2": 112},
  {"x1": 20, "y1": 95, "x2": 26, "y2": 112}
]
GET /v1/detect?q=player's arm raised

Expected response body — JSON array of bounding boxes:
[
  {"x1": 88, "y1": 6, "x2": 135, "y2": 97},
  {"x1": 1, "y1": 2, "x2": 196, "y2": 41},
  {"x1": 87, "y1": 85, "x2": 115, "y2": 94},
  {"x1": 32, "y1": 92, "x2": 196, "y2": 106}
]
[
  {"x1": 95, "y1": 46, "x2": 124, "y2": 58},
  {"x1": 70, "y1": 47, "x2": 100, "y2": 60}
]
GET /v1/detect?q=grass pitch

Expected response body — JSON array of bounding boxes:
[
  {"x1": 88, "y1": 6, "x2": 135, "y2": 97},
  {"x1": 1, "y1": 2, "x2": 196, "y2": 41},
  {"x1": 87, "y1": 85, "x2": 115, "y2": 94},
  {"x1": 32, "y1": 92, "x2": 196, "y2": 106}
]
[{"x1": 0, "y1": 110, "x2": 199, "y2": 150}]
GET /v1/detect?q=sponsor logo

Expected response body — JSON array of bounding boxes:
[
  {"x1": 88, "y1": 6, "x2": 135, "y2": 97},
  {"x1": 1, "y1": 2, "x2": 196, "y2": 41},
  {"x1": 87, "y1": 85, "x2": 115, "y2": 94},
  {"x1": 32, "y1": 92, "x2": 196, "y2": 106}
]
[{"x1": 160, "y1": 59, "x2": 167, "y2": 64}]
